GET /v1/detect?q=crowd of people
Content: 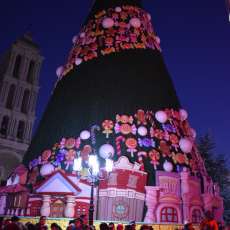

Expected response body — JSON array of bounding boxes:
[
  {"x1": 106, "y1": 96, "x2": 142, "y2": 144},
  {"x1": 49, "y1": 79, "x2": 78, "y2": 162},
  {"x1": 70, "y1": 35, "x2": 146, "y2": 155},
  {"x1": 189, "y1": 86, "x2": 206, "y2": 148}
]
[{"x1": 0, "y1": 211, "x2": 229, "y2": 230}]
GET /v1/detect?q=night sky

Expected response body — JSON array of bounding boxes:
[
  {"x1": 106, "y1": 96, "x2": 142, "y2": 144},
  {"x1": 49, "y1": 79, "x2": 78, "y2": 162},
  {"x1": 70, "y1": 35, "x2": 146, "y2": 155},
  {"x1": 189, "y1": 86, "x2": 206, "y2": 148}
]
[{"x1": 1, "y1": 0, "x2": 229, "y2": 160}]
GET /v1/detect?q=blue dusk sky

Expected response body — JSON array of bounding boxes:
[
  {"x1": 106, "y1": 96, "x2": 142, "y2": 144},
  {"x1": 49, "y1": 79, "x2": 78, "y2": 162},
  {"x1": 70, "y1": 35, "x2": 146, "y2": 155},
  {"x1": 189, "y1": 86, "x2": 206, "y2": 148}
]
[{"x1": 1, "y1": 0, "x2": 230, "y2": 160}]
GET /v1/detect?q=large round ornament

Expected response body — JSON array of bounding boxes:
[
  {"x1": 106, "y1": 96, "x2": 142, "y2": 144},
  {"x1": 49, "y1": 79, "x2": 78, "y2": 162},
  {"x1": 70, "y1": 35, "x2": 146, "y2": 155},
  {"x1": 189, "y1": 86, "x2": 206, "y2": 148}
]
[
  {"x1": 179, "y1": 138, "x2": 193, "y2": 153},
  {"x1": 75, "y1": 58, "x2": 82, "y2": 66},
  {"x1": 80, "y1": 130, "x2": 90, "y2": 140},
  {"x1": 163, "y1": 161, "x2": 173, "y2": 172},
  {"x1": 137, "y1": 126, "x2": 148, "y2": 136},
  {"x1": 99, "y1": 144, "x2": 115, "y2": 159},
  {"x1": 180, "y1": 109, "x2": 188, "y2": 121},
  {"x1": 40, "y1": 163, "x2": 55, "y2": 176},
  {"x1": 56, "y1": 66, "x2": 64, "y2": 77},
  {"x1": 155, "y1": 111, "x2": 168, "y2": 123},
  {"x1": 115, "y1": 6, "x2": 122, "y2": 12},
  {"x1": 129, "y1": 18, "x2": 141, "y2": 28},
  {"x1": 102, "y1": 18, "x2": 114, "y2": 28},
  {"x1": 72, "y1": 35, "x2": 78, "y2": 44}
]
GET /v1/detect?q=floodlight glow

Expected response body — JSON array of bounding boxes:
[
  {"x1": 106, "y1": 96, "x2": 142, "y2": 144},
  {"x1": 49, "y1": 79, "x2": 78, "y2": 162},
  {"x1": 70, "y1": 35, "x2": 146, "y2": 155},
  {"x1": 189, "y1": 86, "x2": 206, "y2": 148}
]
[
  {"x1": 105, "y1": 159, "x2": 113, "y2": 173},
  {"x1": 73, "y1": 157, "x2": 82, "y2": 171},
  {"x1": 88, "y1": 155, "x2": 98, "y2": 168}
]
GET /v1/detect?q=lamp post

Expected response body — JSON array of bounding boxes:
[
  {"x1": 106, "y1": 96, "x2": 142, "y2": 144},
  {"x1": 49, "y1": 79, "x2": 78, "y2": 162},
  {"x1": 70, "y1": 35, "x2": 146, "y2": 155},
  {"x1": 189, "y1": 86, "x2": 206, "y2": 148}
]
[{"x1": 73, "y1": 154, "x2": 113, "y2": 226}]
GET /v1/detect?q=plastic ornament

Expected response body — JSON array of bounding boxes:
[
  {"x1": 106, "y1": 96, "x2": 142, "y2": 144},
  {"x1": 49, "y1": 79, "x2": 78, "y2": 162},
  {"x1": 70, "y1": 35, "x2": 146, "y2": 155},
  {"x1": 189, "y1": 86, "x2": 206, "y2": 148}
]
[
  {"x1": 137, "y1": 126, "x2": 148, "y2": 136},
  {"x1": 180, "y1": 109, "x2": 188, "y2": 121},
  {"x1": 115, "y1": 6, "x2": 122, "y2": 12},
  {"x1": 80, "y1": 32, "x2": 85, "y2": 38},
  {"x1": 190, "y1": 128, "x2": 197, "y2": 139},
  {"x1": 80, "y1": 130, "x2": 90, "y2": 140},
  {"x1": 163, "y1": 160, "x2": 173, "y2": 172},
  {"x1": 147, "y1": 13, "x2": 151, "y2": 21},
  {"x1": 99, "y1": 144, "x2": 115, "y2": 159},
  {"x1": 75, "y1": 58, "x2": 82, "y2": 66},
  {"x1": 102, "y1": 18, "x2": 114, "y2": 29},
  {"x1": 129, "y1": 18, "x2": 141, "y2": 28},
  {"x1": 72, "y1": 35, "x2": 78, "y2": 44},
  {"x1": 155, "y1": 36, "x2": 161, "y2": 44},
  {"x1": 56, "y1": 66, "x2": 64, "y2": 78},
  {"x1": 179, "y1": 138, "x2": 193, "y2": 153},
  {"x1": 155, "y1": 111, "x2": 168, "y2": 123},
  {"x1": 40, "y1": 163, "x2": 55, "y2": 176}
]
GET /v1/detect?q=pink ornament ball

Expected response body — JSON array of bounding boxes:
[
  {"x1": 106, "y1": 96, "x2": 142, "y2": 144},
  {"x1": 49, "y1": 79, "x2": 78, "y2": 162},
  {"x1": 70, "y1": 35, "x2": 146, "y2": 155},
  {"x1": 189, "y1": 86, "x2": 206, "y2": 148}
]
[
  {"x1": 80, "y1": 32, "x2": 85, "y2": 38},
  {"x1": 138, "y1": 126, "x2": 148, "y2": 136},
  {"x1": 155, "y1": 111, "x2": 168, "y2": 123},
  {"x1": 180, "y1": 109, "x2": 188, "y2": 121},
  {"x1": 99, "y1": 144, "x2": 115, "y2": 159},
  {"x1": 129, "y1": 18, "x2": 141, "y2": 28},
  {"x1": 80, "y1": 130, "x2": 90, "y2": 140},
  {"x1": 190, "y1": 128, "x2": 197, "y2": 139},
  {"x1": 155, "y1": 36, "x2": 161, "y2": 44},
  {"x1": 102, "y1": 17, "x2": 114, "y2": 29},
  {"x1": 179, "y1": 138, "x2": 193, "y2": 153},
  {"x1": 72, "y1": 35, "x2": 78, "y2": 44},
  {"x1": 56, "y1": 66, "x2": 64, "y2": 77},
  {"x1": 163, "y1": 160, "x2": 173, "y2": 172},
  {"x1": 147, "y1": 13, "x2": 151, "y2": 21},
  {"x1": 115, "y1": 6, "x2": 122, "y2": 12},
  {"x1": 75, "y1": 58, "x2": 82, "y2": 66}
]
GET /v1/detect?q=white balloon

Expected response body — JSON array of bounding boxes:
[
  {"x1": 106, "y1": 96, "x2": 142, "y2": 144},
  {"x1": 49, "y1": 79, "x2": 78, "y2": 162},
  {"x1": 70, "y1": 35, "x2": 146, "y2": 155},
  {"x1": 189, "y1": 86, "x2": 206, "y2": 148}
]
[
  {"x1": 179, "y1": 138, "x2": 193, "y2": 153},
  {"x1": 180, "y1": 109, "x2": 188, "y2": 121},
  {"x1": 102, "y1": 18, "x2": 114, "y2": 29},
  {"x1": 80, "y1": 130, "x2": 90, "y2": 140},
  {"x1": 115, "y1": 6, "x2": 122, "y2": 12},
  {"x1": 163, "y1": 161, "x2": 173, "y2": 172},
  {"x1": 138, "y1": 126, "x2": 148, "y2": 136},
  {"x1": 99, "y1": 144, "x2": 115, "y2": 159},
  {"x1": 129, "y1": 18, "x2": 141, "y2": 28},
  {"x1": 72, "y1": 35, "x2": 78, "y2": 44},
  {"x1": 40, "y1": 163, "x2": 55, "y2": 176},
  {"x1": 155, "y1": 111, "x2": 168, "y2": 123},
  {"x1": 75, "y1": 58, "x2": 82, "y2": 66},
  {"x1": 56, "y1": 66, "x2": 64, "y2": 77}
]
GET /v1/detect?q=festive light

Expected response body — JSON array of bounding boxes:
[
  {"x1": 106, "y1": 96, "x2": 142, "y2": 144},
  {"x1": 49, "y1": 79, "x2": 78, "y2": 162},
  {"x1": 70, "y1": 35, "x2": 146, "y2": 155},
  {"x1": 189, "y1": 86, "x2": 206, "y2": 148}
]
[
  {"x1": 105, "y1": 159, "x2": 113, "y2": 173},
  {"x1": 73, "y1": 157, "x2": 82, "y2": 171}
]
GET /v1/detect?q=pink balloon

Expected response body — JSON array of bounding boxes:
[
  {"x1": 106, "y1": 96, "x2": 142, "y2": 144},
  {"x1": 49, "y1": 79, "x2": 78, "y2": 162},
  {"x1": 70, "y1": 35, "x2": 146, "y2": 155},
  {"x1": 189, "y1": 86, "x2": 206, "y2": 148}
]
[
  {"x1": 115, "y1": 7, "x2": 122, "y2": 12},
  {"x1": 155, "y1": 36, "x2": 161, "y2": 44},
  {"x1": 102, "y1": 18, "x2": 114, "y2": 29},
  {"x1": 75, "y1": 58, "x2": 82, "y2": 66},
  {"x1": 72, "y1": 35, "x2": 78, "y2": 44},
  {"x1": 179, "y1": 138, "x2": 193, "y2": 153},
  {"x1": 180, "y1": 109, "x2": 188, "y2": 121},
  {"x1": 129, "y1": 18, "x2": 141, "y2": 28},
  {"x1": 56, "y1": 66, "x2": 64, "y2": 77}
]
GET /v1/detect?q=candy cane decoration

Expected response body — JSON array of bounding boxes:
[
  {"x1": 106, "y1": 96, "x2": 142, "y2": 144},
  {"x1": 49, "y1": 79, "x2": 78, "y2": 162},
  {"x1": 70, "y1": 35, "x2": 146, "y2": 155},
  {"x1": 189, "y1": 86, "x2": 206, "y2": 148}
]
[
  {"x1": 91, "y1": 125, "x2": 100, "y2": 145},
  {"x1": 116, "y1": 136, "x2": 125, "y2": 156}
]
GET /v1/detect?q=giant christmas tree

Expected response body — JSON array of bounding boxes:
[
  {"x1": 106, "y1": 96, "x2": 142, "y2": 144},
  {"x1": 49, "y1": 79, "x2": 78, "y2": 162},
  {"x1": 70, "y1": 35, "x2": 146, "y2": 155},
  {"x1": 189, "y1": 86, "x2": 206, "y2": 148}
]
[{"x1": 0, "y1": 0, "x2": 224, "y2": 224}]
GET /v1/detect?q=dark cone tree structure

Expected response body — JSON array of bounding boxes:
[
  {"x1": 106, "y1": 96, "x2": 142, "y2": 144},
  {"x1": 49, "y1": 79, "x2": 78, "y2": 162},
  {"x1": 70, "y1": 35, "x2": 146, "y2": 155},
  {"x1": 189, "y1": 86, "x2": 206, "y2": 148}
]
[{"x1": 2, "y1": 0, "x2": 223, "y2": 224}]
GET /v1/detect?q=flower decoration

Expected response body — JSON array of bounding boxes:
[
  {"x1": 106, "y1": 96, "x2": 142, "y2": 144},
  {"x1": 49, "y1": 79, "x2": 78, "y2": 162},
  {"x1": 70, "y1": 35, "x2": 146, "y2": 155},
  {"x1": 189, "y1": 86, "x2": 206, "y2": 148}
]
[
  {"x1": 115, "y1": 123, "x2": 136, "y2": 135},
  {"x1": 172, "y1": 153, "x2": 189, "y2": 165},
  {"x1": 154, "y1": 129, "x2": 164, "y2": 140}
]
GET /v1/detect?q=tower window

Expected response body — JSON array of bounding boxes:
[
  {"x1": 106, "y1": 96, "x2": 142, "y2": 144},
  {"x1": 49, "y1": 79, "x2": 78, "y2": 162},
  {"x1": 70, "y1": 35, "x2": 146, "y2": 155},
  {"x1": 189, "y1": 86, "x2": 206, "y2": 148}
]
[
  {"x1": 6, "y1": 84, "x2": 16, "y2": 109},
  {"x1": 26, "y1": 61, "x2": 35, "y2": 83},
  {"x1": 21, "y1": 89, "x2": 30, "y2": 114},
  {"x1": 17, "y1": 120, "x2": 25, "y2": 140},
  {"x1": 160, "y1": 207, "x2": 178, "y2": 223},
  {"x1": 0, "y1": 116, "x2": 9, "y2": 136},
  {"x1": 13, "y1": 55, "x2": 22, "y2": 78}
]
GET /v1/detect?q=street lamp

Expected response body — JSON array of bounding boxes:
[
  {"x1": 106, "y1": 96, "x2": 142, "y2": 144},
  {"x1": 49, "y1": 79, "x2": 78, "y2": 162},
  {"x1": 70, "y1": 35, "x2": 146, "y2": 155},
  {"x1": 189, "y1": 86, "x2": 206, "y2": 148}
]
[{"x1": 73, "y1": 154, "x2": 113, "y2": 226}]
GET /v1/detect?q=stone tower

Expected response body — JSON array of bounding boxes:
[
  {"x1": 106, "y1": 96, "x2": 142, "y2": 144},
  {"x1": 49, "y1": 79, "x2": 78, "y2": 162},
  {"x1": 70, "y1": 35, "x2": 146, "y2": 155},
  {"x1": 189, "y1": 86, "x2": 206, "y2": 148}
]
[{"x1": 0, "y1": 33, "x2": 43, "y2": 181}]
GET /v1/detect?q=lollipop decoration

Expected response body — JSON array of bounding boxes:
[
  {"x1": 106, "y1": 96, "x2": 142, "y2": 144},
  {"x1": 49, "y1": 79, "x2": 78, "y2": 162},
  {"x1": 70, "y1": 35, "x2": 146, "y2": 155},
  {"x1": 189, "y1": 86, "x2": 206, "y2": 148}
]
[
  {"x1": 135, "y1": 109, "x2": 147, "y2": 125},
  {"x1": 126, "y1": 138, "x2": 138, "y2": 157},
  {"x1": 116, "y1": 136, "x2": 125, "y2": 156},
  {"x1": 102, "y1": 120, "x2": 114, "y2": 138},
  {"x1": 116, "y1": 114, "x2": 133, "y2": 124},
  {"x1": 149, "y1": 149, "x2": 160, "y2": 170}
]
